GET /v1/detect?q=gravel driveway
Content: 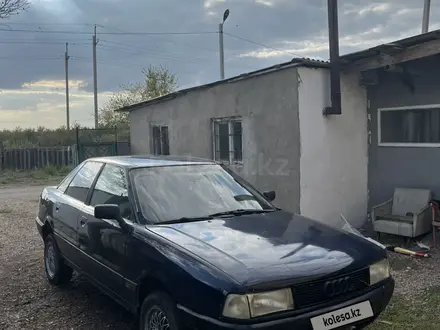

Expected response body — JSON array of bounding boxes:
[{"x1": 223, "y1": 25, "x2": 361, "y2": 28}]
[
  {"x1": 0, "y1": 185, "x2": 136, "y2": 330},
  {"x1": 1, "y1": 184, "x2": 438, "y2": 329}
]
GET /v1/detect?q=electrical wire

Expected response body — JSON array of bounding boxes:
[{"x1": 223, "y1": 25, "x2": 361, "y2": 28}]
[
  {"x1": 97, "y1": 24, "x2": 220, "y2": 54},
  {"x1": 0, "y1": 40, "x2": 89, "y2": 45},
  {"x1": 0, "y1": 28, "x2": 217, "y2": 36},
  {"x1": 71, "y1": 57, "x2": 146, "y2": 68},
  {"x1": 0, "y1": 56, "x2": 63, "y2": 60},
  {"x1": 97, "y1": 41, "x2": 213, "y2": 62},
  {"x1": 224, "y1": 32, "x2": 302, "y2": 57}
]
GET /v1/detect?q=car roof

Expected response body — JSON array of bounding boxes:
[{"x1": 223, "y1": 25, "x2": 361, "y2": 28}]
[{"x1": 86, "y1": 155, "x2": 218, "y2": 168}]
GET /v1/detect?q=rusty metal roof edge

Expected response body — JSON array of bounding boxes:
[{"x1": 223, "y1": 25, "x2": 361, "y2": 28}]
[
  {"x1": 116, "y1": 58, "x2": 329, "y2": 112},
  {"x1": 340, "y1": 28, "x2": 440, "y2": 62}
]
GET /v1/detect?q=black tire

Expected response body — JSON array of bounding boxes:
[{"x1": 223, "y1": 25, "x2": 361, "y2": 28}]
[
  {"x1": 139, "y1": 291, "x2": 181, "y2": 330},
  {"x1": 44, "y1": 234, "x2": 73, "y2": 285}
]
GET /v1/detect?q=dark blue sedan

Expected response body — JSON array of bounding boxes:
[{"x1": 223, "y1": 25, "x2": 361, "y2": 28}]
[{"x1": 36, "y1": 156, "x2": 394, "y2": 330}]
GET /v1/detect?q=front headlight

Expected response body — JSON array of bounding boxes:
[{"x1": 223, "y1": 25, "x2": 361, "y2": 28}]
[
  {"x1": 369, "y1": 259, "x2": 390, "y2": 285},
  {"x1": 222, "y1": 288, "x2": 294, "y2": 319},
  {"x1": 222, "y1": 294, "x2": 250, "y2": 319},
  {"x1": 248, "y1": 289, "x2": 294, "y2": 317}
]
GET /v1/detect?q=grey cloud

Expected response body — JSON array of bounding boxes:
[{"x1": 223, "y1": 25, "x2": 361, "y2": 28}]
[{"x1": 0, "y1": 0, "x2": 438, "y2": 96}]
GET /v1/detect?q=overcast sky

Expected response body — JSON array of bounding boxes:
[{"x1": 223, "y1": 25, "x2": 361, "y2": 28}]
[{"x1": 0, "y1": 0, "x2": 438, "y2": 129}]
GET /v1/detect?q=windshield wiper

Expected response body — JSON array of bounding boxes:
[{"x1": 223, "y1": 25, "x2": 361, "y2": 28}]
[
  {"x1": 209, "y1": 209, "x2": 275, "y2": 218},
  {"x1": 159, "y1": 216, "x2": 214, "y2": 225}
]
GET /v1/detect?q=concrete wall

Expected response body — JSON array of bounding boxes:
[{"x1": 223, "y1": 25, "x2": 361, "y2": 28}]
[
  {"x1": 129, "y1": 67, "x2": 301, "y2": 212},
  {"x1": 297, "y1": 67, "x2": 368, "y2": 228},
  {"x1": 368, "y1": 57, "x2": 440, "y2": 207}
]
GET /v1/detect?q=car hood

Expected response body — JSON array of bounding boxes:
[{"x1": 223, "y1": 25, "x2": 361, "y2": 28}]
[{"x1": 147, "y1": 211, "x2": 386, "y2": 288}]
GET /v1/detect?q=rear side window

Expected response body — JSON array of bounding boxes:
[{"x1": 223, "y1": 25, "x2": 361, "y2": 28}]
[{"x1": 65, "y1": 161, "x2": 103, "y2": 203}]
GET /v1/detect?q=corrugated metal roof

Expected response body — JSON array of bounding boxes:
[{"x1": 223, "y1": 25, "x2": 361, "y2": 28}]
[
  {"x1": 340, "y1": 28, "x2": 440, "y2": 62},
  {"x1": 116, "y1": 57, "x2": 329, "y2": 112}
]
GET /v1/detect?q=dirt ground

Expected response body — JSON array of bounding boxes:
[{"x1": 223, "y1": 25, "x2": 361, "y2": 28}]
[
  {"x1": 0, "y1": 185, "x2": 136, "y2": 330},
  {"x1": 0, "y1": 184, "x2": 439, "y2": 329}
]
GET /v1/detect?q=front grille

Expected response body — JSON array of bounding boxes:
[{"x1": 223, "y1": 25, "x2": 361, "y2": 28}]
[{"x1": 293, "y1": 268, "x2": 370, "y2": 309}]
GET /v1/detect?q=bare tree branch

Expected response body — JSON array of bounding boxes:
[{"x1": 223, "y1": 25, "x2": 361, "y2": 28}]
[{"x1": 0, "y1": 0, "x2": 29, "y2": 19}]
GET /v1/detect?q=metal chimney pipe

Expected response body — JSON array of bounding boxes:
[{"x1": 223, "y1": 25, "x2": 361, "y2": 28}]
[
  {"x1": 323, "y1": 0, "x2": 341, "y2": 116},
  {"x1": 422, "y1": 0, "x2": 431, "y2": 33}
]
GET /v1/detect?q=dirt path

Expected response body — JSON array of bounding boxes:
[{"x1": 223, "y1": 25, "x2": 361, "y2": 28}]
[
  {"x1": 0, "y1": 185, "x2": 45, "y2": 201},
  {"x1": 0, "y1": 184, "x2": 135, "y2": 330}
]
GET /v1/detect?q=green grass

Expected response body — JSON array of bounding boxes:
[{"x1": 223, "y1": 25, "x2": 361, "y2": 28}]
[
  {"x1": 0, "y1": 165, "x2": 71, "y2": 185},
  {"x1": 369, "y1": 286, "x2": 440, "y2": 329}
]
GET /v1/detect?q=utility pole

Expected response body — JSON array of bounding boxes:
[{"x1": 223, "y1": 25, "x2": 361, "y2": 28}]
[
  {"x1": 65, "y1": 42, "x2": 70, "y2": 131},
  {"x1": 92, "y1": 25, "x2": 99, "y2": 128},
  {"x1": 219, "y1": 9, "x2": 229, "y2": 80},
  {"x1": 422, "y1": 0, "x2": 431, "y2": 33}
]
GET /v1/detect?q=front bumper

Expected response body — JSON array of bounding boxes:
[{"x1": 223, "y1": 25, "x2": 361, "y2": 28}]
[{"x1": 178, "y1": 277, "x2": 394, "y2": 330}]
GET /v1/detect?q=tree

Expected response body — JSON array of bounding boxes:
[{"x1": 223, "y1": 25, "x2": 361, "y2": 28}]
[
  {"x1": 0, "y1": 0, "x2": 29, "y2": 19},
  {"x1": 99, "y1": 65, "x2": 177, "y2": 128}
]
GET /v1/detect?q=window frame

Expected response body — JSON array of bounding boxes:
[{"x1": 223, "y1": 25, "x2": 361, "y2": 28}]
[
  {"x1": 151, "y1": 124, "x2": 170, "y2": 155},
  {"x1": 212, "y1": 116, "x2": 243, "y2": 164},
  {"x1": 64, "y1": 161, "x2": 104, "y2": 204},
  {"x1": 88, "y1": 163, "x2": 139, "y2": 223},
  {"x1": 57, "y1": 163, "x2": 85, "y2": 193},
  {"x1": 89, "y1": 163, "x2": 133, "y2": 219},
  {"x1": 378, "y1": 104, "x2": 440, "y2": 147}
]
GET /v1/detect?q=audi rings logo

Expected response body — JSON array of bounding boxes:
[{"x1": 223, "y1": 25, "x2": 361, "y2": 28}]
[{"x1": 324, "y1": 277, "x2": 352, "y2": 297}]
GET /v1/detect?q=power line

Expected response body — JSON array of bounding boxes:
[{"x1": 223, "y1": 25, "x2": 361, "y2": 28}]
[
  {"x1": 0, "y1": 28, "x2": 217, "y2": 36},
  {"x1": 4, "y1": 21, "x2": 97, "y2": 27},
  {"x1": 98, "y1": 24, "x2": 220, "y2": 54},
  {"x1": 71, "y1": 57, "x2": 146, "y2": 68},
  {"x1": 0, "y1": 40, "x2": 89, "y2": 45},
  {"x1": 224, "y1": 32, "x2": 302, "y2": 57},
  {"x1": 98, "y1": 41, "x2": 213, "y2": 62},
  {"x1": 0, "y1": 56, "x2": 62, "y2": 60}
]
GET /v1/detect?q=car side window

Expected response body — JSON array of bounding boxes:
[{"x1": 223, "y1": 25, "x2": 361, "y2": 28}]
[
  {"x1": 57, "y1": 164, "x2": 84, "y2": 193},
  {"x1": 90, "y1": 164, "x2": 132, "y2": 220},
  {"x1": 65, "y1": 161, "x2": 103, "y2": 203}
]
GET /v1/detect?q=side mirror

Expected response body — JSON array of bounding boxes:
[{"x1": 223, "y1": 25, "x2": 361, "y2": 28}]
[
  {"x1": 94, "y1": 204, "x2": 129, "y2": 231},
  {"x1": 263, "y1": 190, "x2": 276, "y2": 202}
]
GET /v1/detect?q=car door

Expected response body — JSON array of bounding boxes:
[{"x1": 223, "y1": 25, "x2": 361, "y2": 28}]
[
  {"x1": 49, "y1": 164, "x2": 84, "y2": 264},
  {"x1": 79, "y1": 163, "x2": 133, "y2": 303},
  {"x1": 60, "y1": 161, "x2": 104, "y2": 267}
]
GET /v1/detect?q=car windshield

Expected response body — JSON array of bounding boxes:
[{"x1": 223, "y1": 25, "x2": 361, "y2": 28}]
[{"x1": 131, "y1": 164, "x2": 274, "y2": 223}]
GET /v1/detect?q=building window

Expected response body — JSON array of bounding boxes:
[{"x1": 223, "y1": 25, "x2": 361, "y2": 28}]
[
  {"x1": 152, "y1": 125, "x2": 170, "y2": 155},
  {"x1": 213, "y1": 118, "x2": 242, "y2": 163},
  {"x1": 378, "y1": 105, "x2": 440, "y2": 147}
]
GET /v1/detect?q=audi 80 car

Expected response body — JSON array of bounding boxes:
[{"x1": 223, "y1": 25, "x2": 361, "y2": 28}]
[{"x1": 36, "y1": 156, "x2": 394, "y2": 330}]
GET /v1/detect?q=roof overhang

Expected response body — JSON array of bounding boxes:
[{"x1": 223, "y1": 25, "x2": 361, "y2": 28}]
[
  {"x1": 116, "y1": 58, "x2": 328, "y2": 112},
  {"x1": 341, "y1": 29, "x2": 440, "y2": 72}
]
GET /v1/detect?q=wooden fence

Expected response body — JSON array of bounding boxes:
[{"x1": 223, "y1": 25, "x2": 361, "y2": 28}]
[
  {"x1": 0, "y1": 142, "x2": 131, "y2": 171},
  {"x1": 0, "y1": 146, "x2": 73, "y2": 171}
]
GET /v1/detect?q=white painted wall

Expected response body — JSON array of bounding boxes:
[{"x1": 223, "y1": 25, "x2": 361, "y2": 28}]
[{"x1": 297, "y1": 67, "x2": 368, "y2": 228}]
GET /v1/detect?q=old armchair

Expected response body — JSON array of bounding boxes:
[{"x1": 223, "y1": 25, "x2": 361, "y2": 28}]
[{"x1": 371, "y1": 188, "x2": 432, "y2": 239}]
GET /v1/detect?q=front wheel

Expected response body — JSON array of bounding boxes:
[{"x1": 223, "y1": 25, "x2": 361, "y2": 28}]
[
  {"x1": 140, "y1": 291, "x2": 181, "y2": 330},
  {"x1": 44, "y1": 234, "x2": 73, "y2": 285}
]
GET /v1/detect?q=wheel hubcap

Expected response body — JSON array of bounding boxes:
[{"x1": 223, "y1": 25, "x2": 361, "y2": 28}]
[
  {"x1": 45, "y1": 242, "x2": 56, "y2": 278},
  {"x1": 145, "y1": 307, "x2": 170, "y2": 330}
]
